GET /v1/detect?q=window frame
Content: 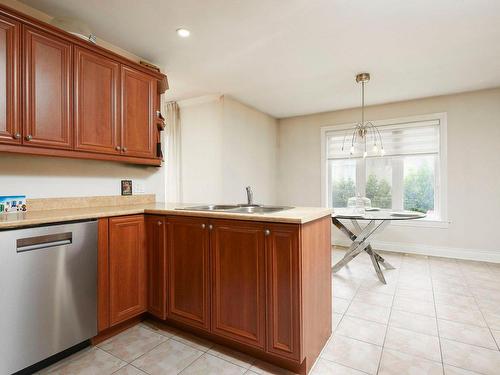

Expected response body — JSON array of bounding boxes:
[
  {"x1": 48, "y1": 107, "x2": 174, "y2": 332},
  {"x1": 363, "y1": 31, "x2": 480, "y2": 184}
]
[{"x1": 320, "y1": 112, "x2": 448, "y2": 227}]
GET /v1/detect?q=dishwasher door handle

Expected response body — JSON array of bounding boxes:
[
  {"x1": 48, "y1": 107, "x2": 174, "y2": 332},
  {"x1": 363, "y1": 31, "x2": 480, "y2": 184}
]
[{"x1": 16, "y1": 232, "x2": 72, "y2": 253}]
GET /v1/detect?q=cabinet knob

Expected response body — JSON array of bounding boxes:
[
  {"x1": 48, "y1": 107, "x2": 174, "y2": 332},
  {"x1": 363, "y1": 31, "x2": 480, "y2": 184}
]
[
  {"x1": 208, "y1": 224, "x2": 213, "y2": 230},
  {"x1": 264, "y1": 229, "x2": 271, "y2": 236},
  {"x1": 13, "y1": 133, "x2": 21, "y2": 139},
  {"x1": 122, "y1": 147, "x2": 128, "y2": 152},
  {"x1": 115, "y1": 146, "x2": 121, "y2": 151},
  {"x1": 25, "y1": 135, "x2": 33, "y2": 141},
  {"x1": 201, "y1": 223, "x2": 206, "y2": 229},
  {"x1": 157, "y1": 221, "x2": 162, "y2": 226}
]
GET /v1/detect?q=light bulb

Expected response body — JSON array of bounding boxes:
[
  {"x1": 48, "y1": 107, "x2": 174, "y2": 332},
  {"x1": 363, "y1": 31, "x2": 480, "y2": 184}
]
[
  {"x1": 176, "y1": 28, "x2": 191, "y2": 37},
  {"x1": 363, "y1": 151, "x2": 368, "y2": 158}
]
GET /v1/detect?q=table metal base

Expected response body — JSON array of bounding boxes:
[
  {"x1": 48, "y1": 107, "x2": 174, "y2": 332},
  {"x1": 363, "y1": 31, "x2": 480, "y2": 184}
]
[{"x1": 332, "y1": 217, "x2": 395, "y2": 284}]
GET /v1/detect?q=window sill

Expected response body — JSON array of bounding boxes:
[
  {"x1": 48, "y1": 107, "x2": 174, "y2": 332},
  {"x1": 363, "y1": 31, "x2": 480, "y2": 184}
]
[{"x1": 390, "y1": 218, "x2": 450, "y2": 229}]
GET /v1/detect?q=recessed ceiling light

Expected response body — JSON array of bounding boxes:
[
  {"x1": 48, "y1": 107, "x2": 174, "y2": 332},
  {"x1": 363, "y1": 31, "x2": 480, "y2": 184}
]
[{"x1": 176, "y1": 28, "x2": 190, "y2": 38}]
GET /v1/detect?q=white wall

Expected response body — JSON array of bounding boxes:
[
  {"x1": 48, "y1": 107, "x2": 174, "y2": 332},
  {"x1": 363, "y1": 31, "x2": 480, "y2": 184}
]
[
  {"x1": 278, "y1": 88, "x2": 500, "y2": 261},
  {"x1": 0, "y1": 0, "x2": 166, "y2": 201},
  {"x1": 179, "y1": 95, "x2": 278, "y2": 204},
  {"x1": 0, "y1": 154, "x2": 165, "y2": 199}
]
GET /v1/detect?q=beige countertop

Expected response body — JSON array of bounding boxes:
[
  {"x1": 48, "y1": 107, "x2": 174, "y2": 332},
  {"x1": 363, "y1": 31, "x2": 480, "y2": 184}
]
[{"x1": 0, "y1": 202, "x2": 333, "y2": 229}]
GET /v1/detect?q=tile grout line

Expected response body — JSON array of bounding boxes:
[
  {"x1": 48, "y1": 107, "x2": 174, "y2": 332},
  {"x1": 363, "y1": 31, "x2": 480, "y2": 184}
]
[
  {"x1": 375, "y1": 259, "x2": 401, "y2": 375},
  {"x1": 178, "y1": 352, "x2": 249, "y2": 375},
  {"x1": 429, "y1": 256, "x2": 446, "y2": 374},
  {"x1": 464, "y1": 265, "x2": 500, "y2": 353}
]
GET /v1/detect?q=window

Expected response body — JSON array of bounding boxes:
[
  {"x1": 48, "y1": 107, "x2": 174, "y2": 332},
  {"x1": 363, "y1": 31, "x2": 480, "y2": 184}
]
[{"x1": 321, "y1": 114, "x2": 447, "y2": 221}]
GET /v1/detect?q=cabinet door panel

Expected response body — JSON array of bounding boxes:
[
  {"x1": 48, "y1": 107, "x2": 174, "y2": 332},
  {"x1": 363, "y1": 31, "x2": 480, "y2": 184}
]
[
  {"x1": 211, "y1": 220, "x2": 266, "y2": 349},
  {"x1": 146, "y1": 215, "x2": 167, "y2": 319},
  {"x1": 121, "y1": 65, "x2": 155, "y2": 158},
  {"x1": 167, "y1": 216, "x2": 210, "y2": 330},
  {"x1": 0, "y1": 15, "x2": 20, "y2": 144},
  {"x1": 266, "y1": 224, "x2": 301, "y2": 360},
  {"x1": 75, "y1": 47, "x2": 120, "y2": 154},
  {"x1": 24, "y1": 26, "x2": 72, "y2": 149},
  {"x1": 109, "y1": 215, "x2": 146, "y2": 326}
]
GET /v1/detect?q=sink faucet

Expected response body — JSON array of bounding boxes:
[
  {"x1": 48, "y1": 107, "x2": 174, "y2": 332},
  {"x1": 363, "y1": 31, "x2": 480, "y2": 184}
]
[{"x1": 245, "y1": 186, "x2": 254, "y2": 205}]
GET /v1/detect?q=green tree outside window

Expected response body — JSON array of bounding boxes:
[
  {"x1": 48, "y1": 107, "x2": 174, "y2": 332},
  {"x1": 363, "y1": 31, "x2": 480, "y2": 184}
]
[
  {"x1": 404, "y1": 164, "x2": 434, "y2": 213},
  {"x1": 332, "y1": 178, "x2": 355, "y2": 207},
  {"x1": 365, "y1": 175, "x2": 392, "y2": 208}
]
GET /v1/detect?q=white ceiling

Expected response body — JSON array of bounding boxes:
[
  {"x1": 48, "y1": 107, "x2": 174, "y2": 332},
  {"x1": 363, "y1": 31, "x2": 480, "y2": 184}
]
[{"x1": 20, "y1": 0, "x2": 500, "y2": 118}]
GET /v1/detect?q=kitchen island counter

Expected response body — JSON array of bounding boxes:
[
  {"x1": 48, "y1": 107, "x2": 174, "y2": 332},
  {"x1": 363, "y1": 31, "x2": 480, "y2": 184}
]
[{"x1": 0, "y1": 201, "x2": 333, "y2": 229}]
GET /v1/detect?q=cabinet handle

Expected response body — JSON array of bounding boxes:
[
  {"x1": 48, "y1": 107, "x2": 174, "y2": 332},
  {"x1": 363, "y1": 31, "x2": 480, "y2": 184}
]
[
  {"x1": 208, "y1": 224, "x2": 213, "y2": 230},
  {"x1": 115, "y1": 146, "x2": 121, "y2": 151},
  {"x1": 264, "y1": 229, "x2": 271, "y2": 236},
  {"x1": 13, "y1": 133, "x2": 21, "y2": 139},
  {"x1": 201, "y1": 223, "x2": 206, "y2": 229},
  {"x1": 157, "y1": 221, "x2": 162, "y2": 226},
  {"x1": 122, "y1": 147, "x2": 128, "y2": 152},
  {"x1": 25, "y1": 135, "x2": 33, "y2": 141}
]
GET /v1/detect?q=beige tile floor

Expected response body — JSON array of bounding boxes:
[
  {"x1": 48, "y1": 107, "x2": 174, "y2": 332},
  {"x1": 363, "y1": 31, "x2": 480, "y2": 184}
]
[{"x1": 37, "y1": 247, "x2": 500, "y2": 375}]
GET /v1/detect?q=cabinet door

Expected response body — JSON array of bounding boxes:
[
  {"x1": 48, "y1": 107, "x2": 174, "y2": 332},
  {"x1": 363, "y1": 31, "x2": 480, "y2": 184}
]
[
  {"x1": 266, "y1": 224, "x2": 301, "y2": 361},
  {"x1": 0, "y1": 15, "x2": 20, "y2": 144},
  {"x1": 23, "y1": 26, "x2": 72, "y2": 149},
  {"x1": 109, "y1": 215, "x2": 146, "y2": 326},
  {"x1": 74, "y1": 47, "x2": 120, "y2": 154},
  {"x1": 146, "y1": 215, "x2": 167, "y2": 320},
  {"x1": 121, "y1": 65, "x2": 155, "y2": 158},
  {"x1": 167, "y1": 216, "x2": 210, "y2": 331},
  {"x1": 211, "y1": 220, "x2": 266, "y2": 349}
]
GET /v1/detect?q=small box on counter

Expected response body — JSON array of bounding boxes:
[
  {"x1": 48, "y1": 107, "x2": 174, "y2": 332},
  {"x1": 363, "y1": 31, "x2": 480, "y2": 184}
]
[{"x1": 0, "y1": 196, "x2": 27, "y2": 213}]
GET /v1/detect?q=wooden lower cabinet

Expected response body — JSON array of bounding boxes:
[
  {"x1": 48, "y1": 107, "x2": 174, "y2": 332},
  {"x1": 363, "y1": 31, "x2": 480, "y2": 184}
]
[
  {"x1": 98, "y1": 214, "x2": 331, "y2": 374},
  {"x1": 166, "y1": 216, "x2": 211, "y2": 331},
  {"x1": 108, "y1": 215, "x2": 147, "y2": 326},
  {"x1": 146, "y1": 215, "x2": 167, "y2": 319},
  {"x1": 211, "y1": 220, "x2": 266, "y2": 349}
]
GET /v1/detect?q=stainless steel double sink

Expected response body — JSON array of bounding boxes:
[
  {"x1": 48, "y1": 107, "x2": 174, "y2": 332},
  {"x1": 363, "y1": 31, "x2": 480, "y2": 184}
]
[{"x1": 176, "y1": 204, "x2": 293, "y2": 214}]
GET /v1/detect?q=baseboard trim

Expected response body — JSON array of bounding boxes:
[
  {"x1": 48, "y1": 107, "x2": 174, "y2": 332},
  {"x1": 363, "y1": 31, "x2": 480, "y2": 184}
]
[{"x1": 333, "y1": 239, "x2": 500, "y2": 263}]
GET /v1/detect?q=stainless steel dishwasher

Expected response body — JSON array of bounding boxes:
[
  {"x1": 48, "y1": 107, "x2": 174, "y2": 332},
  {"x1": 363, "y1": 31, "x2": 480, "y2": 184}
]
[{"x1": 0, "y1": 220, "x2": 98, "y2": 374}]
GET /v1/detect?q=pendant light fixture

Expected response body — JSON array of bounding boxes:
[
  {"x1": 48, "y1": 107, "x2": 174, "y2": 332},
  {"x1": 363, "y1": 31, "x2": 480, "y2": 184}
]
[{"x1": 341, "y1": 73, "x2": 384, "y2": 158}]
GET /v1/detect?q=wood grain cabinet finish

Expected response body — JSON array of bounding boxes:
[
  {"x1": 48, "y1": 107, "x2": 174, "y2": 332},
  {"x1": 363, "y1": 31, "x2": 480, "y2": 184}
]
[
  {"x1": 167, "y1": 216, "x2": 210, "y2": 331},
  {"x1": 23, "y1": 26, "x2": 72, "y2": 149},
  {"x1": 211, "y1": 220, "x2": 267, "y2": 349},
  {"x1": 0, "y1": 5, "x2": 167, "y2": 165},
  {"x1": 0, "y1": 15, "x2": 20, "y2": 144},
  {"x1": 266, "y1": 224, "x2": 301, "y2": 361},
  {"x1": 146, "y1": 215, "x2": 167, "y2": 320},
  {"x1": 121, "y1": 65, "x2": 156, "y2": 158},
  {"x1": 74, "y1": 47, "x2": 120, "y2": 154},
  {"x1": 109, "y1": 215, "x2": 147, "y2": 326}
]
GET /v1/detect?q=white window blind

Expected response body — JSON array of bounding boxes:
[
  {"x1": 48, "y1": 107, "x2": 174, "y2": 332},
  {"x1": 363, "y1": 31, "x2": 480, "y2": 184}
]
[{"x1": 327, "y1": 119, "x2": 440, "y2": 159}]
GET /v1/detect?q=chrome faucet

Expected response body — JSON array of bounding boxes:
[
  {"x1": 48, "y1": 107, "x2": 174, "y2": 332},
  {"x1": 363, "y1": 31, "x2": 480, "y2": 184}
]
[{"x1": 245, "y1": 186, "x2": 254, "y2": 205}]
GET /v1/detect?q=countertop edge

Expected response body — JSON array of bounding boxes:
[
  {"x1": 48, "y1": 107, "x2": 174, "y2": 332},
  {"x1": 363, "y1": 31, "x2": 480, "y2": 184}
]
[{"x1": 0, "y1": 206, "x2": 333, "y2": 229}]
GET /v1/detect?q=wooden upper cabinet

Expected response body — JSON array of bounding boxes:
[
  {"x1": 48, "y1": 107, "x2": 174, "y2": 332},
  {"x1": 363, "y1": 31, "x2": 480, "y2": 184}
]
[
  {"x1": 266, "y1": 224, "x2": 301, "y2": 361},
  {"x1": 121, "y1": 65, "x2": 156, "y2": 158},
  {"x1": 167, "y1": 216, "x2": 210, "y2": 331},
  {"x1": 74, "y1": 47, "x2": 120, "y2": 154},
  {"x1": 0, "y1": 15, "x2": 20, "y2": 144},
  {"x1": 109, "y1": 215, "x2": 147, "y2": 326},
  {"x1": 211, "y1": 220, "x2": 266, "y2": 349},
  {"x1": 146, "y1": 215, "x2": 167, "y2": 320},
  {"x1": 23, "y1": 26, "x2": 72, "y2": 149}
]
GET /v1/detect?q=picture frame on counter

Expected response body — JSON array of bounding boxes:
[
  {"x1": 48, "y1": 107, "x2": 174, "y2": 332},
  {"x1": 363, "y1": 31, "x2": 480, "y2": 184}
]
[
  {"x1": 0, "y1": 196, "x2": 27, "y2": 213},
  {"x1": 121, "y1": 180, "x2": 133, "y2": 196}
]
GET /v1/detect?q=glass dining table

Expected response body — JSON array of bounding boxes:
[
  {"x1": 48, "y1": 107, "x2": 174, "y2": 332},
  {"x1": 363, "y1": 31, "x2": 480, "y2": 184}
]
[{"x1": 332, "y1": 209, "x2": 426, "y2": 284}]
